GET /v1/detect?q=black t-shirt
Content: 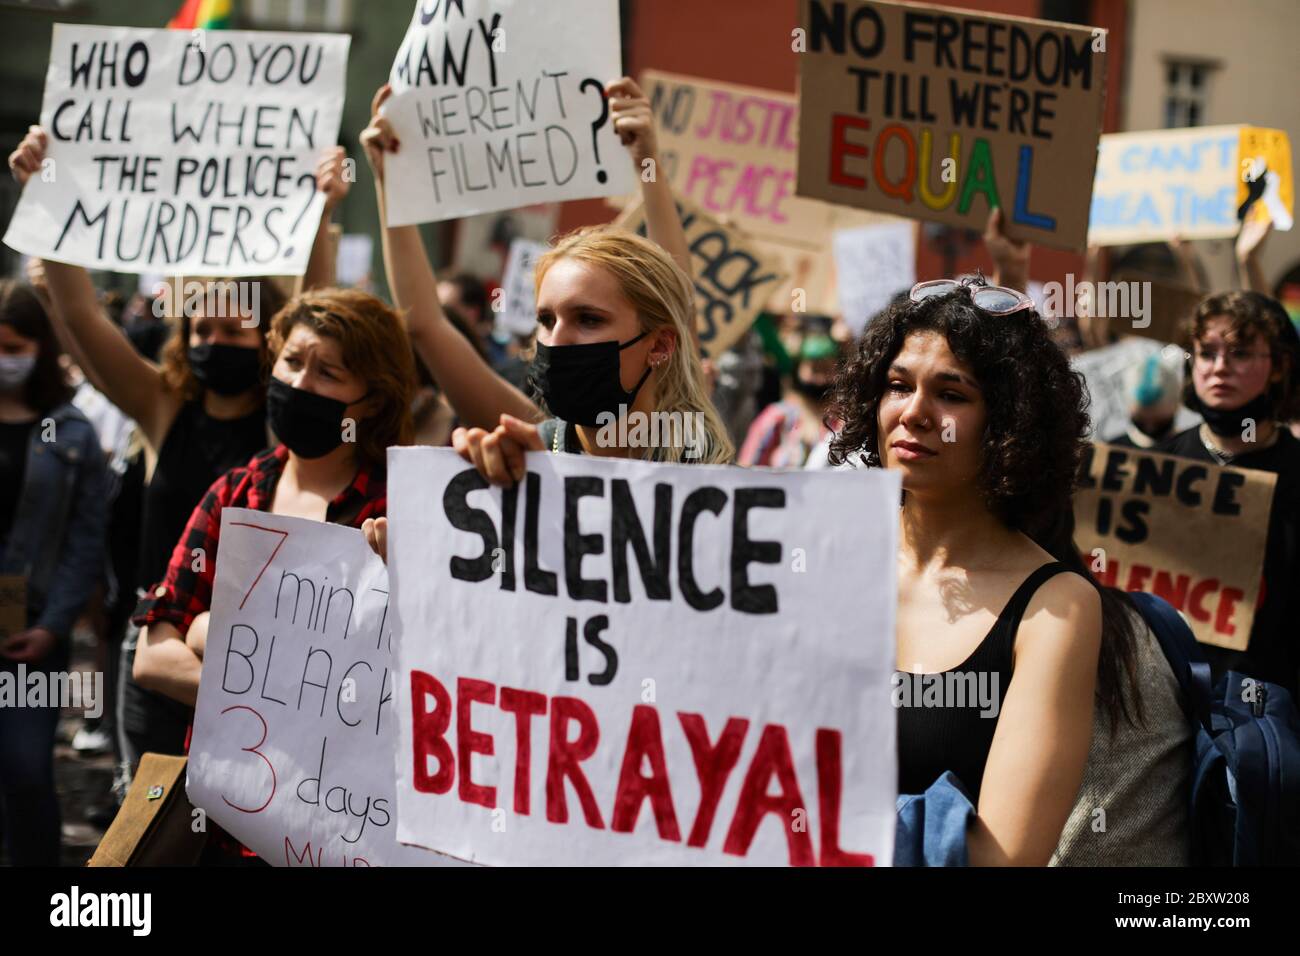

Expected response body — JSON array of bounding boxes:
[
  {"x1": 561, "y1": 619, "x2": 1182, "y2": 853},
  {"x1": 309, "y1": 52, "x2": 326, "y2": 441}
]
[
  {"x1": 1158, "y1": 425, "x2": 1300, "y2": 695},
  {"x1": 137, "y1": 399, "x2": 269, "y2": 589},
  {"x1": 0, "y1": 419, "x2": 36, "y2": 546}
]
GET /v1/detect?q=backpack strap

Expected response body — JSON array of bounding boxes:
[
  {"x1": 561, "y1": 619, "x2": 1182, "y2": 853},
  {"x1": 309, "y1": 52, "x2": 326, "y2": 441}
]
[{"x1": 1128, "y1": 591, "x2": 1214, "y2": 732}]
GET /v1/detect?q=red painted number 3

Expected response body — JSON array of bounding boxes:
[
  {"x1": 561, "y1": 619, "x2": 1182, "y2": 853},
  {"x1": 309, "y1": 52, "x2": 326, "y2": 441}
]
[{"x1": 220, "y1": 705, "x2": 277, "y2": 814}]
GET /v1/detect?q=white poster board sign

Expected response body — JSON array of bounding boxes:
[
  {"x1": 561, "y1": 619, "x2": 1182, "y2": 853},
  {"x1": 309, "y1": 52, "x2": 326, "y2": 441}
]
[
  {"x1": 832, "y1": 221, "x2": 916, "y2": 333},
  {"x1": 495, "y1": 237, "x2": 546, "y2": 337},
  {"x1": 3, "y1": 25, "x2": 349, "y2": 276},
  {"x1": 382, "y1": 0, "x2": 635, "y2": 226},
  {"x1": 187, "y1": 509, "x2": 463, "y2": 866},
  {"x1": 1071, "y1": 339, "x2": 1199, "y2": 442},
  {"x1": 388, "y1": 447, "x2": 900, "y2": 866}
]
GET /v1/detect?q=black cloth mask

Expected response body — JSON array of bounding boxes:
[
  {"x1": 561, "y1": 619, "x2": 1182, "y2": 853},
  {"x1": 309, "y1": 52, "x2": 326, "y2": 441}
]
[
  {"x1": 1190, "y1": 389, "x2": 1274, "y2": 437},
  {"x1": 188, "y1": 343, "x2": 263, "y2": 396},
  {"x1": 267, "y1": 378, "x2": 355, "y2": 459},
  {"x1": 528, "y1": 331, "x2": 653, "y2": 427}
]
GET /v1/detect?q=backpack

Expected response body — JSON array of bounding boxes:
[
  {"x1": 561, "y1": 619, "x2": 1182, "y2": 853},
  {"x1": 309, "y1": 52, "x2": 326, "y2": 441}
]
[{"x1": 1129, "y1": 591, "x2": 1300, "y2": 866}]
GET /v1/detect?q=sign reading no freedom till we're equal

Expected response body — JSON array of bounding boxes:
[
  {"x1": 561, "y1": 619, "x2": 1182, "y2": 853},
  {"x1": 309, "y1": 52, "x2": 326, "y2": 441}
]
[
  {"x1": 387, "y1": 447, "x2": 901, "y2": 866},
  {"x1": 186, "y1": 509, "x2": 466, "y2": 867},
  {"x1": 795, "y1": 0, "x2": 1107, "y2": 251},
  {"x1": 3, "y1": 24, "x2": 349, "y2": 275},
  {"x1": 381, "y1": 0, "x2": 636, "y2": 226}
]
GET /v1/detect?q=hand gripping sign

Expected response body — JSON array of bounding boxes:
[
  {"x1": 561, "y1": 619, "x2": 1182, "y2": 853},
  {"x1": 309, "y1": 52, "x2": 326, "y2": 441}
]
[{"x1": 387, "y1": 447, "x2": 901, "y2": 866}]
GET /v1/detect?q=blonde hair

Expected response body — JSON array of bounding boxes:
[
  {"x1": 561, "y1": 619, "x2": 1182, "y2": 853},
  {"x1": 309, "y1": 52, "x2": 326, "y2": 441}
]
[{"x1": 534, "y1": 227, "x2": 734, "y2": 465}]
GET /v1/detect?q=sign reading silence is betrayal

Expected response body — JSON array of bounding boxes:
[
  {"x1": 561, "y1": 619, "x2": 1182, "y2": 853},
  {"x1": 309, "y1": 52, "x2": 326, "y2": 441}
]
[
  {"x1": 186, "y1": 509, "x2": 466, "y2": 866},
  {"x1": 381, "y1": 0, "x2": 636, "y2": 226},
  {"x1": 796, "y1": 0, "x2": 1107, "y2": 251},
  {"x1": 1089, "y1": 125, "x2": 1295, "y2": 245},
  {"x1": 615, "y1": 196, "x2": 787, "y2": 358},
  {"x1": 3, "y1": 25, "x2": 349, "y2": 275},
  {"x1": 1074, "y1": 444, "x2": 1276, "y2": 651},
  {"x1": 387, "y1": 447, "x2": 901, "y2": 866}
]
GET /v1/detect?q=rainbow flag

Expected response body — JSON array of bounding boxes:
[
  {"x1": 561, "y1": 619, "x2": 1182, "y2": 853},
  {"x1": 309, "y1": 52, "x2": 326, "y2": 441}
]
[{"x1": 168, "y1": 0, "x2": 232, "y2": 30}]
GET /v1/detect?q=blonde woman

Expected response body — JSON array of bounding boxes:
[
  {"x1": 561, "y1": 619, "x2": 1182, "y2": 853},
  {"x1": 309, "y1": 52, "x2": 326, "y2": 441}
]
[{"x1": 360, "y1": 82, "x2": 732, "y2": 559}]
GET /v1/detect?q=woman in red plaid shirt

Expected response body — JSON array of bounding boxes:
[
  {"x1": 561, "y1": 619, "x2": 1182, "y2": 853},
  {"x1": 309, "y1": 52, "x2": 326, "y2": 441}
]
[{"x1": 130, "y1": 289, "x2": 416, "y2": 709}]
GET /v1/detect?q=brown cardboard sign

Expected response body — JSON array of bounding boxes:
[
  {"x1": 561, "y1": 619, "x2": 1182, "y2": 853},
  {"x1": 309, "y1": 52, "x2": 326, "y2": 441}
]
[
  {"x1": 1073, "y1": 442, "x2": 1276, "y2": 651},
  {"x1": 615, "y1": 196, "x2": 788, "y2": 358},
  {"x1": 796, "y1": 0, "x2": 1107, "y2": 251},
  {"x1": 636, "y1": 69, "x2": 889, "y2": 315},
  {"x1": 0, "y1": 575, "x2": 26, "y2": 642}
]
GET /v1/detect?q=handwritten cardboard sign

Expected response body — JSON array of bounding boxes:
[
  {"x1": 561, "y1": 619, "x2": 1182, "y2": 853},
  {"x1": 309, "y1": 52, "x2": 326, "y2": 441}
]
[
  {"x1": 1070, "y1": 337, "x2": 1197, "y2": 442},
  {"x1": 1089, "y1": 126, "x2": 1294, "y2": 245},
  {"x1": 3, "y1": 25, "x2": 349, "y2": 275},
  {"x1": 388, "y1": 447, "x2": 900, "y2": 866},
  {"x1": 795, "y1": 0, "x2": 1106, "y2": 251},
  {"x1": 186, "y1": 509, "x2": 465, "y2": 867},
  {"x1": 0, "y1": 575, "x2": 26, "y2": 643},
  {"x1": 1074, "y1": 443, "x2": 1275, "y2": 650},
  {"x1": 639, "y1": 69, "x2": 889, "y2": 316},
  {"x1": 615, "y1": 196, "x2": 787, "y2": 357},
  {"x1": 382, "y1": 0, "x2": 635, "y2": 226}
]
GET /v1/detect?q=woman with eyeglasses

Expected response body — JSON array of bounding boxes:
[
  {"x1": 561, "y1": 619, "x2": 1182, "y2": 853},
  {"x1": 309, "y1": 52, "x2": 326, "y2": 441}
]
[
  {"x1": 1158, "y1": 291, "x2": 1300, "y2": 696},
  {"x1": 829, "y1": 276, "x2": 1105, "y2": 866}
]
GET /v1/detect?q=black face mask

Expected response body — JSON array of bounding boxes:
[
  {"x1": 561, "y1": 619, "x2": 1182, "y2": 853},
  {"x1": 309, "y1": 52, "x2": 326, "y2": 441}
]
[
  {"x1": 528, "y1": 332, "x2": 652, "y2": 427},
  {"x1": 792, "y1": 377, "x2": 831, "y2": 404},
  {"x1": 1191, "y1": 389, "x2": 1274, "y2": 437},
  {"x1": 267, "y1": 378, "x2": 355, "y2": 459},
  {"x1": 188, "y1": 343, "x2": 263, "y2": 396}
]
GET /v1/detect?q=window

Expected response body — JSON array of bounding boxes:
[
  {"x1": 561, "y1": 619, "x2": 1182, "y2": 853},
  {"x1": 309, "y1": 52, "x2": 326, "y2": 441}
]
[
  {"x1": 1163, "y1": 60, "x2": 1212, "y2": 128},
  {"x1": 245, "y1": 0, "x2": 353, "y2": 32}
]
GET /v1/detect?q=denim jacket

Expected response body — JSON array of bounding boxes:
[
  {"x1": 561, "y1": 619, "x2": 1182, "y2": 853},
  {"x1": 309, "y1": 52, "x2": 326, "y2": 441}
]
[
  {"x1": 894, "y1": 772, "x2": 975, "y2": 866},
  {"x1": 0, "y1": 402, "x2": 108, "y2": 644}
]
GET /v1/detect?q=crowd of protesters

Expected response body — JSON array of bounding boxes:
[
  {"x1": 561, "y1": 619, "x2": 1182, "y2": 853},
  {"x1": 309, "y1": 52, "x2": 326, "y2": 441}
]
[{"x1": 1, "y1": 69, "x2": 1297, "y2": 868}]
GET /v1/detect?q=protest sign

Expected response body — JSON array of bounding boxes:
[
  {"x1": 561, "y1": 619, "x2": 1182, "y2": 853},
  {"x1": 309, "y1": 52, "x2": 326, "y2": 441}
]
[
  {"x1": 795, "y1": 0, "x2": 1106, "y2": 251},
  {"x1": 832, "y1": 220, "x2": 916, "y2": 333},
  {"x1": 381, "y1": 0, "x2": 635, "y2": 226},
  {"x1": 388, "y1": 447, "x2": 900, "y2": 866},
  {"x1": 1089, "y1": 126, "x2": 1295, "y2": 245},
  {"x1": 1070, "y1": 338, "x2": 1198, "y2": 442},
  {"x1": 615, "y1": 196, "x2": 788, "y2": 357},
  {"x1": 638, "y1": 69, "x2": 890, "y2": 316},
  {"x1": 1074, "y1": 443, "x2": 1275, "y2": 650},
  {"x1": 3, "y1": 25, "x2": 349, "y2": 276},
  {"x1": 495, "y1": 237, "x2": 547, "y2": 337},
  {"x1": 186, "y1": 509, "x2": 464, "y2": 866}
]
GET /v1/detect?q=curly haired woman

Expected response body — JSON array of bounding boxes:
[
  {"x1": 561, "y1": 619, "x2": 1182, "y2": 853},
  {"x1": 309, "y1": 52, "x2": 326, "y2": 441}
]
[{"x1": 829, "y1": 276, "x2": 1104, "y2": 866}]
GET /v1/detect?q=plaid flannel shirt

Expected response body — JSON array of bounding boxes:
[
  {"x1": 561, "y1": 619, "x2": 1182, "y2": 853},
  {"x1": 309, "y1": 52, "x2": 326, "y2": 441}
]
[{"x1": 131, "y1": 444, "x2": 386, "y2": 635}]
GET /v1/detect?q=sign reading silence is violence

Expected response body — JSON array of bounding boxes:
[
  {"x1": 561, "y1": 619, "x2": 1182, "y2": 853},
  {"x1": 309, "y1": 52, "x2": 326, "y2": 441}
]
[
  {"x1": 795, "y1": 0, "x2": 1107, "y2": 250},
  {"x1": 380, "y1": 0, "x2": 636, "y2": 226},
  {"x1": 1074, "y1": 444, "x2": 1276, "y2": 651},
  {"x1": 387, "y1": 448, "x2": 900, "y2": 866},
  {"x1": 3, "y1": 24, "x2": 349, "y2": 275}
]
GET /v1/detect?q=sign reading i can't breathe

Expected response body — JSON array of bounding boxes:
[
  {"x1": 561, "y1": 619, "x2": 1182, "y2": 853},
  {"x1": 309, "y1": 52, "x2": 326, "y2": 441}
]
[
  {"x1": 795, "y1": 0, "x2": 1107, "y2": 251},
  {"x1": 387, "y1": 447, "x2": 900, "y2": 867},
  {"x1": 187, "y1": 509, "x2": 465, "y2": 866},
  {"x1": 3, "y1": 24, "x2": 349, "y2": 276},
  {"x1": 381, "y1": 0, "x2": 636, "y2": 227}
]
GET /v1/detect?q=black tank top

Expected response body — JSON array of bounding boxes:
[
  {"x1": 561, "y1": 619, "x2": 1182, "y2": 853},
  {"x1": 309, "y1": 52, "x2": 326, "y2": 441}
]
[
  {"x1": 136, "y1": 399, "x2": 268, "y2": 588},
  {"x1": 896, "y1": 562, "x2": 1077, "y2": 802}
]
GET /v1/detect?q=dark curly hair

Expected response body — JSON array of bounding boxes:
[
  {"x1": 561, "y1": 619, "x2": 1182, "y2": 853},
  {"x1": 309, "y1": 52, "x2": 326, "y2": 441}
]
[
  {"x1": 1180, "y1": 290, "x2": 1300, "y2": 422},
  {"x1": 827, "y1": 288, "x2": 1091, "y2": 534}
]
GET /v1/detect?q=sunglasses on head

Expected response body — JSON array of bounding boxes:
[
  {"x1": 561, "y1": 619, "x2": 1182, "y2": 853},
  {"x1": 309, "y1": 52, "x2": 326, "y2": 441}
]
[{"x1": 909, "y1": 274, "x2": 1035, "y2": 315}]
